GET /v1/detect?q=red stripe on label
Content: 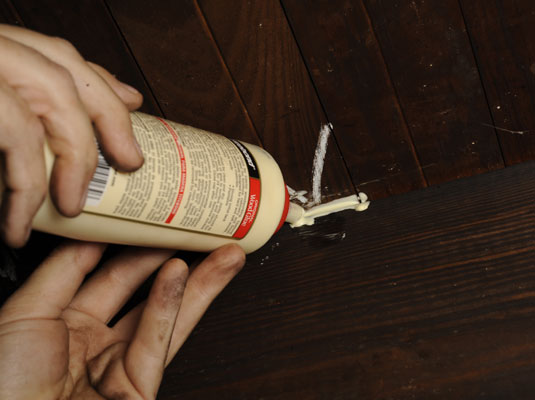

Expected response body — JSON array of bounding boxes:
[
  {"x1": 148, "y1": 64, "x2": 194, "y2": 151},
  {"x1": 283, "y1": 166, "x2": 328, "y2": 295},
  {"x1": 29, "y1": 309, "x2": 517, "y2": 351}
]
[
  {"x1": 233, "y1": 177, "x2": 261, "y2": 239},
  {"x1": 157, "y1": 118, "x2": 187, "y2": 224}
]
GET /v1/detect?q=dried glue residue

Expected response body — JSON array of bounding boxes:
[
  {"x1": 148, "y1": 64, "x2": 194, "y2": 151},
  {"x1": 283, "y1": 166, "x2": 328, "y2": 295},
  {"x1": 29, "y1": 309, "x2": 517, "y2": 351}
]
[
  {"x1": 311, "y1": 123, "x2": 333, "y2": 206},
  {"x1": 285, "y1": 123, "x2": 370, "y2": 228},
  {"x1": 287, "y1": 186, "x2": 308, "y2": 204}
]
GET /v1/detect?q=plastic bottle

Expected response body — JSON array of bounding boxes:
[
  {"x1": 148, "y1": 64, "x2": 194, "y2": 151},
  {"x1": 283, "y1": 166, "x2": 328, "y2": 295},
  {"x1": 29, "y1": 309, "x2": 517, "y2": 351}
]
[{"x1": 31, "y1": 112, "x2": 295, "y2": 254}]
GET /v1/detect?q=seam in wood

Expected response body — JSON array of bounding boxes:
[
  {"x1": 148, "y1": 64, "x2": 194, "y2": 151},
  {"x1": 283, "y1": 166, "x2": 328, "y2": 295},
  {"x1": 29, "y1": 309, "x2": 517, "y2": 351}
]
[
  {"x1": 457, "y1": 0, "x2": 507, "y2": 166},
  {"x1": 279, "y1": 0, "x2": 358, "y2": 196},
  {"x1": 361, "y1": 0, "x2": 428, "y2": 189},
  {"x1": 193, "y1": 0, "x2": 263, "y2": 147},
  {"x1": 101, "y1": 0, "x2": 165, "y2": 117},
  {"x1": 2, "y1": 0, "x2": 24, "y2": 26}
]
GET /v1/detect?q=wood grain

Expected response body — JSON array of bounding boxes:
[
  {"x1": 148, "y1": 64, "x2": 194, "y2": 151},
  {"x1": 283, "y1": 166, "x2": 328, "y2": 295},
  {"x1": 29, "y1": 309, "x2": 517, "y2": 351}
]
[
  {"x1": 9, "y1": 0, "x2": 161, "y2": 115},
  {"x1": 282, "y1": 0, "x2": 426, "y2": 199},
  {"x1": 363, "y1": 0, "x2": 505, "y2": 184},
  {"x1": 0, "y1": 0, "x2": 22, "y2": 25},
  {"x1": 158, "y1": 161, "x2": 535, "y2": 399},
  {"x1": 105, "y1": 0, "x2": 260, "y2": 146},
  {"x1": 0, "y1": 3, "x2": 534, "y2": 398},
  {"x1": 198, "y1": 0, "x2": 355, "y2": 199},
  {"x1": 460, "y1": 0, "x2": 535, "y2": 165}
]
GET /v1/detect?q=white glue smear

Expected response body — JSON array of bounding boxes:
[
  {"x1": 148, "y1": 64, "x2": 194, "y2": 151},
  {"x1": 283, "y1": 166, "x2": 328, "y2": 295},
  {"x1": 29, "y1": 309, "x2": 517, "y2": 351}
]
[
  {"x1": 286, "y1": 186, "x2": 309, "y2": 204},
  {"x1": 311, "y1": 123, "x2": 332, "y2": 206},
  {"x1": 285, "y1": 123, "x2": 370, "y2": 228}
]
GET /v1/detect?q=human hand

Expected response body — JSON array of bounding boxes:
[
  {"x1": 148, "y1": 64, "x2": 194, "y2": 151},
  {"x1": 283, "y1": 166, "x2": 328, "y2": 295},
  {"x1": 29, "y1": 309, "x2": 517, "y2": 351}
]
[
  {"x1": 0, "y1": 24, "x2": 145, "y2": 248},
  {"x1": 0, "y1": 241, "x2": 245, "y2": 399}
]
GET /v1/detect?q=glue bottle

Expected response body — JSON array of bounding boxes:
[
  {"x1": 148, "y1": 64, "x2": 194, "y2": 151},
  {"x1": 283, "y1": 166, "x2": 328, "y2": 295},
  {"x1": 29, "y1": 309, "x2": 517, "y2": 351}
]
[{"x1": 31, "y1": 112, "x2": 304, "y2": 254}]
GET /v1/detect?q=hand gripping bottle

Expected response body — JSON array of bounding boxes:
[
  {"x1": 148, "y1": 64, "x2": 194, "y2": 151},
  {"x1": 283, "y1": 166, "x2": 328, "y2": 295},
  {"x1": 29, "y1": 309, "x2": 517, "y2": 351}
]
[{"x1": 31, "y1": 112, "x2": 294, "y2": 254}]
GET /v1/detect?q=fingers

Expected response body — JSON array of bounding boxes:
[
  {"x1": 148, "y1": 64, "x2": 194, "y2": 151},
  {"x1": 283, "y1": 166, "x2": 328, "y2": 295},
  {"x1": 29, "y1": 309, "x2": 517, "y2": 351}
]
[
  {"x1": 0, "y1": 25, "x2": 145, "y2": 236},
  {"x1": 165, "y1": 244, "x2": 245, "y2": 365},
  {"x1": 44, "y1": 99, "x2": 99, "y2": 217},
  {"x1": 87, "y1": 62, "x2": 143, "y2": 111},
  {"x1": 0, "y1": 25, "x2": 144, "y2": 172},
  {"x1": 125, "y1": 259, "x2": 188, "y2": 399},
  {"x1": 0, "y1": 78, "x2": 46, "y2": 247},
  {"x1": 0, "y1": 241, "x2": 106, "y2": 322},
  {"x1": 72, "y1": 63, "x2": 144, "y2": 172},
  {"x1": 0, "y1": 34, "x2": 98, "y2": 217},
  {"x1": 70, "y1": 247, "x2": 176, "y2": 324}
]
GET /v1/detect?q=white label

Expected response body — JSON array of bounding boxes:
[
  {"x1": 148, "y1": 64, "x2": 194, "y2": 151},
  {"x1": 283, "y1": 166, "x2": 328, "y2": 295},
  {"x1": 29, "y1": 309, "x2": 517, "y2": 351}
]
[{"x1": 83, "y1": 112, "x2": 260, "y2": 238}]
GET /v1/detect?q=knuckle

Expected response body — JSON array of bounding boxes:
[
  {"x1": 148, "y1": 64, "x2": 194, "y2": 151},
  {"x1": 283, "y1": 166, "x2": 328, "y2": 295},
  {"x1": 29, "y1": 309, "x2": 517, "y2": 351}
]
[
  {"x1": 18, "y1": 182, "x2": 47, "y2": 207},
  {"x1": 0, "y1": 103, "x2": 44, "y2": 151},
  {"x1": 26, "y1": 116, "x2": 46, "y2": 143},
  {"x1": 61, "y1": 135, "x2": 98, "y2": 169},
  {"x1": 50, "y1": 63, "x2": 75, "y2": 88},
  {"x1": 5, "y1": 161, "x2": 45, "y2": 193},
  {"x1": 50, "y1": 36, "x2": 80, "y2": 59},
  {"x1": 4, "y1": 123, "x2": 40, "y2": 150}
]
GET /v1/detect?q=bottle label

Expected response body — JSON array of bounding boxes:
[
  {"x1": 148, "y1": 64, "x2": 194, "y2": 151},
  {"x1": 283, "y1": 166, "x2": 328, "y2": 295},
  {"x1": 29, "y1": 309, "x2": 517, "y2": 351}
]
[{"x1": 83, "y1": 112, "x2": 260, "y2": 239}]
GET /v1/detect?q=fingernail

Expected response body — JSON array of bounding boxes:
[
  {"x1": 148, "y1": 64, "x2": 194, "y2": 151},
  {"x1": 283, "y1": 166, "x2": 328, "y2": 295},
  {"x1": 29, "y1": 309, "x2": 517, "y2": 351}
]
[{"x1": 121, "y1": 82, "x2": 140, "y2": 95}]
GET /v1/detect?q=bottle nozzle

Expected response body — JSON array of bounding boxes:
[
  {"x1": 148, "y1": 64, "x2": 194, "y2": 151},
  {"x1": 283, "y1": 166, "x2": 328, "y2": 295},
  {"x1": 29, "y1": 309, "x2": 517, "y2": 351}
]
[{"x1": 285, "y1": 202, "x2": 305, "y2": 225}]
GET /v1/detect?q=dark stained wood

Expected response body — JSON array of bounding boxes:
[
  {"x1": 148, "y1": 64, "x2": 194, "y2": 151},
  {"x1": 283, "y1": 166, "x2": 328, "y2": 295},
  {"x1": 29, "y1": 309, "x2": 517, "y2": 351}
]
[
  {"x1": 0, "y1": 0, "x2": 22, "y2": 25},
  {"x1": 5, "y1": 0, "x2": 532, "y2": 198},
  {"x1": 363, "y1": 0, "x2": 505, "y2": 184},
  {"x1": 460, "y1": 0, "x2": 535, "y2": 165},
  {"x1": 282, "y1": 0, "x2": 426, "y2": 199},
  {"x1": 105, "y1": 0, "x2": 260, "y2": 146},
  {"x1": 159, "y1": 161, "x2": 535, "y2": 399},
  {"x1": 1, "y1": 3, "x2": 535, "y2": 398},
  {"x1": 198, "y1": 0, "x2": 354, "y2": 199},
  {"x1": 9, "y1": 0, "x2": 161, "y2": 115}
]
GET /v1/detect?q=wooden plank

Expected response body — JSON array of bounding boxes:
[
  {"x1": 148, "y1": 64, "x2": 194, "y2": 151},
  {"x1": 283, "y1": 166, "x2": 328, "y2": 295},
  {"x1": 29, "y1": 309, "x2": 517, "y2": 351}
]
[
  {"x1": 198, "y1": 0, "x2": 354, "y2": 199},
  {"x1": 105, "y1": 0, "x2": 260, "y2": 146},
  {"x1": 460, "y1": 0, "x2": 535, "y2": 165},
  {"x1": 282, "y1": 0, "x2": 426, "y2": 198},
  {"x1": 8, "y1": 0, "x2": 160, "y2": 115},
  {"x1": 159, "y1": 161, "x2": 535, "y2": 399},
  {"x1": 363, "y1": 0, "x2": 505, "y2": 184},
  {"x1": 0, "y1": 0, "x2": 23, "y2": 25}
]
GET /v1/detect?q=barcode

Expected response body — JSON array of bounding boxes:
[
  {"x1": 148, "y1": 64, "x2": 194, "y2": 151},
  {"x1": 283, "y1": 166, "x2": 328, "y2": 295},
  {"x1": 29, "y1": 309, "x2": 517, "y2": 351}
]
[{"x1": 85, "y1": 150, "x2": 111, "y2": 207}]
